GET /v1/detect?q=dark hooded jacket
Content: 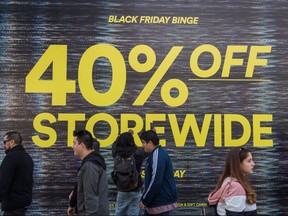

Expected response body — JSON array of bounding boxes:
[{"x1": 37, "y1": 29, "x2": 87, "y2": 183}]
[{"x1": 75, "y1": 151, "x2": 109, "y2": 216}]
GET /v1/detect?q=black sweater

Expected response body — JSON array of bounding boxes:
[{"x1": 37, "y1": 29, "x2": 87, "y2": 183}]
[{"x1": 0, "y1": 145, "x2": 34, "y2": 211}]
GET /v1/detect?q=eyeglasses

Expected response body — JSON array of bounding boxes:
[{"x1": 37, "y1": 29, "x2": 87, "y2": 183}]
[{"x1": 3, "y1": 139, "x2": 11, "y2": 144}]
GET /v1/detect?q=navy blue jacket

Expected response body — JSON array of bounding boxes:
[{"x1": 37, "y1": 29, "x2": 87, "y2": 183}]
[{"x1": 141, "y1": 146, "x2": 177, "y2": 208}]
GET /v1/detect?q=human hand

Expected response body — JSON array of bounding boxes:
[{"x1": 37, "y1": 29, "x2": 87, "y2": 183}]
[
  {"x1": 67, "y1": 206, "x2": 75, "y2": 216},
  {"x1": 139, "y1": 201, "x2": 145, "y2": 209}
]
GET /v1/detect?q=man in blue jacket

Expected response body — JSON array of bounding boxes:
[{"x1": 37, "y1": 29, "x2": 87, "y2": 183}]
[{"x1": 139, "y1": 130, "x2": 177, "y2": 215}]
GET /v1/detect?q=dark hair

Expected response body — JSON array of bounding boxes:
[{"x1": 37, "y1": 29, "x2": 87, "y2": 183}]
[
  {"x1": 116, "y1": 132, "x2": 136, "y2": 148},
  {"x1": 73, "y1": 130, "x2": 94, "y2": 150},
  {"x1": 93, "y1": 138, "x2": 100, "y2": 152},
  {"x1": 140, "y1": 130, "x2": 159, "y2": 146},
  {"x1": 212, "y1": 148, "x2": 257, "y2": 204},
  {"x1": 5, "y1": 131, "x2": 22, "y2": 145}
]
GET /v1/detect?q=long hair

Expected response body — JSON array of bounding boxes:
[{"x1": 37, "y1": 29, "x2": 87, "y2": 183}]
[
  {"x1": 116, "y1": 132, "x2": 136, "y2": 148},
  {"x1": 211, "y1": 148, "x2": 257, "y2": 204}
]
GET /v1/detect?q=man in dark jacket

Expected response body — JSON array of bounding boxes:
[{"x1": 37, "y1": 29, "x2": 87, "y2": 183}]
[
  {"x1": 139, "y1": 130, "x2": 177, "y2": 215},
  {"x1": 68, "y1": 130, "x2": 109, "y2": 216},
  {"x1": 0, "y1": 131, "x2": 34, "y2": 216}
]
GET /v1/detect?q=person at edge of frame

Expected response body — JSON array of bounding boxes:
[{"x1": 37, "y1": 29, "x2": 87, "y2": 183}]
[
  {"x1": 112, "y1": 130, "x2": 147, "y2": 216},
  {"x1": 68, "y1": 137, "x2": 100, "y2": 216},
  {"x1": 208, "y1": 148, "x2": 257, "y2": 216},
  {"x1": 139, "y1": 129, "x2": 178, "y2": 216},
  {"x1": 0, "y1": 131, "x2": 34, "y2": 216},
  {"x1": 67, "y1": 129, "x2": 109, "y2": 216}
]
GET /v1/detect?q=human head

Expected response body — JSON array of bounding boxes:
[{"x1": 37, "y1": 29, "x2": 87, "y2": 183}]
[
  {"x1": 140, "y1": 130, "x2": 159, "y2": 153},
  {"x1": 3, "y1": 131, "x2": 22, "y2": 154},
  {"x1": 116, "y1": 131, "x2": 136, "y2": 148},
  {"x1": 224, "y1": 148, "x2": 255, "y2": 177},
  {"x1": 73, "y1": 130, "x2": 94, "y2": 159},
  {"x1": 239, "y1": 148, "x2": 255, "y2": 174}
]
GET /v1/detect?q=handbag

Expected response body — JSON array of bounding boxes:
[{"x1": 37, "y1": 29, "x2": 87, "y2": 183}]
[
  {"x1": 201, "y1": 203, "x2": 218, "y2": 216},
  {"x1": 202, "y1": 184, "x2": 227, "y2": 216}
]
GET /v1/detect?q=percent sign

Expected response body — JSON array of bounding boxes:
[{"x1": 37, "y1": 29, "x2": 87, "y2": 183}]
[{"x1": 129, "y1": 45, "x2": 188, "y2": 107}]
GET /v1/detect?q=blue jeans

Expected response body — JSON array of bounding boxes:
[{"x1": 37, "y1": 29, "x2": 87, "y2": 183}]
[{"x1": 115, "y1": 190, "x2": 142, "y2": 216}]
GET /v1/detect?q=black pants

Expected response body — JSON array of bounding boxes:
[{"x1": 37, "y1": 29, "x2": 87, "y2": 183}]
[
  {"x1": 3, "y1": 208, "x2": 27, "y2": 216},
  {"x1": 144, "y1": 210, "x2": 171, "y2": 216}
]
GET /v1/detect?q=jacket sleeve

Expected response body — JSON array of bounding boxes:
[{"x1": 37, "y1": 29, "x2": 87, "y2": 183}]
[
  {"x1": 69, "y1": 184, "x2": 77, "y2": 207},
  {"x1": 0, "y1": 156, "x2": 15, "y2": 201},
  {"x1": 81, "y1": 163, "x2": 101, "y2": 215},
  {"x1": 141, "y1": 149, "x2": 166, "y2": 206}
]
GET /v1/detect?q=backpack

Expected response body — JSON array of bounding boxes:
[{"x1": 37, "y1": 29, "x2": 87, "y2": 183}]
[{"x1": 111, "y1": 153, "x2": 139, "y2": 192}]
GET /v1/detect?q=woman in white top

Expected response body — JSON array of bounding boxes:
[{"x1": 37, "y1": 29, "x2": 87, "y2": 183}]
[{"x1": 208, "y1": 148, "x2": 257, "y2": 216}]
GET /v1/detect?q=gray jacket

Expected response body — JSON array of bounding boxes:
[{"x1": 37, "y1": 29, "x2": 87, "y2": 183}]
[{"x1": 77, "y1": 152, "x2": 109, "y2": 215}]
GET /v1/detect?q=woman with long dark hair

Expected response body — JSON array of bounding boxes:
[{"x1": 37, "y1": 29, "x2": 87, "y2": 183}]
[
  {"x1": 208, "y1": 148, "x2": 257, "y2": 215},
  {"x1": 112, "y1": 131, "x2": 147, "y2": 216}
]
